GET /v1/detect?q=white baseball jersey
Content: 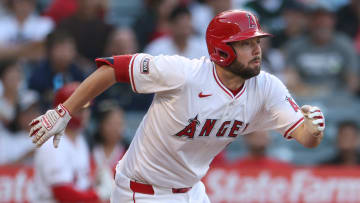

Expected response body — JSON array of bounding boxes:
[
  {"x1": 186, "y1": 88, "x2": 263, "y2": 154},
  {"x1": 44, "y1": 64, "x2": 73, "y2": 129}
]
[
  {"x1": 116, "y1": 54, "x2": 304, "y2": 188},
  {"x1": 32, "y1": 134, "x2": 92, "y2": 203}
]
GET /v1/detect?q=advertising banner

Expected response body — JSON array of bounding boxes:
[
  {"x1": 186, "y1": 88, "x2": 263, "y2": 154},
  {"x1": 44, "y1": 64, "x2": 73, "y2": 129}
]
[{"x1": 1, "y1": 165, "x2": 360, "y2": 202}]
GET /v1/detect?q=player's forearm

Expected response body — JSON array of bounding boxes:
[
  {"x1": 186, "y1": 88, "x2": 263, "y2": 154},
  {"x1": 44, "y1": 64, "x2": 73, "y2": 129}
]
[
  {"x1": 63, "y1": 65, "x2": 116, "y2": 114},
  {"x1": 291, "y1": 121, "x2": 323, "y2": 148}
]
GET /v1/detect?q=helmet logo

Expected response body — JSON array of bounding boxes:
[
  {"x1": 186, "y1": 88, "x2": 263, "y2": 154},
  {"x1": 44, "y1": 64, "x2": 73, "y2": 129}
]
[{"x1": 246, "y1": 14, "x2": 256, "y2": 29}]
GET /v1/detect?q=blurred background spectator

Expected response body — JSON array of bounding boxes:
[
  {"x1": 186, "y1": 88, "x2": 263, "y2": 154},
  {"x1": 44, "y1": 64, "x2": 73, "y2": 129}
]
[
  {"x1": 0, "y1": 57, "x2": 40, "y2": 166},
  {"x1": 144, "y1": 5, "x2": 207, "y2": 58},
  {"x1": 104, "y1": 28, "x2": 138, "y2": 56},
  {"x1": 270, "y1": 0, "x2": 308, "y2": 49},
  {"x1": 133, "y1": 0, "x2": 179, "y2": 51},
  {"x1": 0, "y1": 1, "x2": 7, "y2": 16},
  {"x1": 244, "y1": 0, "x2": 287, "y2": 33},
  {"x1": 28, "y1": 29, "x2": 85, "y2": 110},
  {"x1": 105, "y1": 0, "x2": 144, "y2": 28},
  {"x1": 0, "y1": 0, "x2": 54, "y2": 61},
  {"x1": 259, "y1": 31, "x2": 286, "y2": 80},
  {"x1": 322, "y1": 120, "x2": 360, "y2": 166},
  {"x1": 96, "y1": 27, "x2": 153, "y2": 111},
  {"x1": 0, "y1": 90, "x2": 39, "y2": 165},
  {"x1": 190, "y1": 0, "x2": 233, "y2": 37},
  {"x1": 0, "y1": 58, "x2": 23, "y2": 127},
  {"x1": 43, "y1": 0, "x2": 78, "y2": 25},
  {"x1": 91, "y1": 100, "x2": 128, "y2": 183},
  {"x1": 33, "y1": 83, "x2": 110, "y2": 202},
  {"x1": 284, "y1": 4, "x2": 359, "y2": 98},
  {"x1": 336, "y1": 0, "x2": 360, "y2": 57},
  {"x1": 57, "y1": 0, "x2": 114, "y2": 73}
]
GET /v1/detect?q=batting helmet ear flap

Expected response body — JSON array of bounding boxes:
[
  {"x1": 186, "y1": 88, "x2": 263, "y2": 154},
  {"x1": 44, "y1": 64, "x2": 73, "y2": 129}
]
[{"x1": 210, "y1": 44, "x2": 237, "y2": 67}]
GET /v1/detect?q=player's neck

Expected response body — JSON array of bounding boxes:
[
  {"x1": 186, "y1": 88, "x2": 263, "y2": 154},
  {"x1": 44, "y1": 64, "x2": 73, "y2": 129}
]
[{"x1": 215, "y1": 64, "x2": 245, "y2": 91}]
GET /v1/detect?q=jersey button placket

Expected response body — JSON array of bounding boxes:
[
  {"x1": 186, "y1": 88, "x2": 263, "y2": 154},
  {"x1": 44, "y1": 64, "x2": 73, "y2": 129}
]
[{"x1": 224, "y1": 99, "x2": 234, "y2": 117}]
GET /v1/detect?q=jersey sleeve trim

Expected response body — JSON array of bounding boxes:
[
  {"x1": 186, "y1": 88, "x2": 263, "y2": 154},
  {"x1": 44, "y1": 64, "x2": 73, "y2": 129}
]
[
  {"x1": 283, "y1": 117, "x2": 304, "y2": 139},
  {"x1": 129, "y1": 54, "x2": 139, "y2": 93}
]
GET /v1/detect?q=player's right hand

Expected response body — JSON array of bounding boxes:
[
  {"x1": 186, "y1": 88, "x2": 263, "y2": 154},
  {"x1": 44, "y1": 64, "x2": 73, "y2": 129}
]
[
  {"x1": 301, "y1": 105, "x2": 325, "y2": 137},
  {"x1": 29, "y1": 104, "x2": 71, "y2": 148}
]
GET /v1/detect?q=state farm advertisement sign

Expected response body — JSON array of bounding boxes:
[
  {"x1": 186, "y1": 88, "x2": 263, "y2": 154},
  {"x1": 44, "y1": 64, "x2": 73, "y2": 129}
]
[
  {"x1": 1, "y1": 165, "x2": 360, "y2": 202},
  {"x1": 203, "y1": 166, "x2": 360, "y2": 203}
]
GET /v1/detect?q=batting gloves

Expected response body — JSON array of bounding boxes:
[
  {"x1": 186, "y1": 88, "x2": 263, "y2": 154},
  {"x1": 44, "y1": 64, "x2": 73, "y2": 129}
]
[
  {"x1": 29, "y1": 104, "x2": 71, "y2": 148},
  {"x1": 301, "y1": 105, "x2": 325, "y2": 136}
]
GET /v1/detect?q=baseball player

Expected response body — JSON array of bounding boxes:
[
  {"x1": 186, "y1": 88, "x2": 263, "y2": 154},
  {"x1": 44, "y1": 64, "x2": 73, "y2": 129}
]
[
  {"x1": 32, "y1": 82, "x2": 110, "y2": 203},
  {"x1": 29, "y1": 10, "x2": 325, "y2": 203}
]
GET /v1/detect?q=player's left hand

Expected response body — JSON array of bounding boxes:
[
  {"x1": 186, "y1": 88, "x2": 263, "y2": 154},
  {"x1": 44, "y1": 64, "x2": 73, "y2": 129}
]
[
  {"x1": 29, "y1": 104, "x2": 71, "y2": 148},
  {"x1": 301, "y1": 105, "x2": 325, "y2": 137}
]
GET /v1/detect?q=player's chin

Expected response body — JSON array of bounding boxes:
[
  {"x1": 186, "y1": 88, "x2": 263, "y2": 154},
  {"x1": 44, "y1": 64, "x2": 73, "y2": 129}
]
[
  {"x1": 249, "y1": 64, "x2": 261, "y2": 75},
  {"x1": 240, "y1": 67, "x2": 260, "y2": 79},
  {"x1": 252, "y1": 64, "x2": 261, "y2": 72}
]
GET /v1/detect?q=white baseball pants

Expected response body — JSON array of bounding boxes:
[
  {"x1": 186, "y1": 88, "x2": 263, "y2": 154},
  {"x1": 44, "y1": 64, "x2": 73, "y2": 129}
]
[{"x1": 110, "y1": 172, "x2": 211, "y2": 203}]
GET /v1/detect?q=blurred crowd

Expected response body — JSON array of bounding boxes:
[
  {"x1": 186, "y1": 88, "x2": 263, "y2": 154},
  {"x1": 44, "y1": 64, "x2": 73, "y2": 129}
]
[{"x1": 0, "y1": 0, "x2": 360, "y2": 200}]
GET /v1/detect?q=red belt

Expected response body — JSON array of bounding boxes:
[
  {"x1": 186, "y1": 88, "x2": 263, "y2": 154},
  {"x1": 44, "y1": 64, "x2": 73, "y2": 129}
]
[{"x1": 130, "y1": 180, "x2": 192, "y2": 195}]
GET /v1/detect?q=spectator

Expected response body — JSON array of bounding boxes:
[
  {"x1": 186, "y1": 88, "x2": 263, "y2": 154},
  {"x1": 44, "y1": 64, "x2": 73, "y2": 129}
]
[
  {"x1": 28, "y1": 30, "x2": 85, "y2": 110},
  {"x1": 144, "y1": 5, "x2": 208, "y2": 59},
  {"x1": 244, "y1": 0, "x2": 287, "y2": 33},
  {"x1": 0, "y1": 90, "x2": 40, "y2": 165},
  {"x1": 100, "y1": 27, "x2": 153, "y2": 111},
  {"x1": 336, "y1": 0, "x2": 360, "y2": 40},
  {"x1": 58, "y1": 0, "x2": 114, "y2": 65},
  {"x1": 104, "y1": 28, "x2": 139, "y2": 56},
  {"x1": 0, "y1": 58, "x2": 22, "y2": 127},
  {"x1": 190, "y1": 0, "x2": 232, "y2": 37},
  {"x1": 232, "y1": 131, "x2": 293, "y2": 169},
  {"x1": 0, "y1": 0, "x2": 9, "y2": 18},
  {"x1": 43, "y1": 0, "x2": 78, "y2": 25},
  {"x1": 322, "y1": 120, "x2": 360, "y2": 166},
  {"x1": 105, "y1": 0, "x2": 144, "y2": 27},
  {"x1": 336, "y1": 0, "x2": 360, "y2": 65},
  {"x1": 260, "y1": 31, "x2": 286, "y2": 81},
  {"x1": 271, "y1": 0, "x2": 308, "y2": 49},
  {"x1": 0, "y1": 0, "x2": 54, "y2": 61},
  {"x1": 133, "y1": 0, "x2": 179, "y2": 51},
  {"x1": 32, "y1": 83, "x2": 109, "y2": 203},
  {"x1": 284, "y1": 5, "x2": 359, "y2": 97},
  {"x1": 92, "y1": 100, "x2": 128, "y2": 182},
  {"x1": 44, "y1": 0, "x2": 109, "y2": 25}
]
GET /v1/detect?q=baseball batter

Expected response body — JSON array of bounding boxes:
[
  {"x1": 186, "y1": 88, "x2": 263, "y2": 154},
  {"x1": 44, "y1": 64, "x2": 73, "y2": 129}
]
[{"x1": 29, "y1": 10, "x2": 325, "y2": 203}]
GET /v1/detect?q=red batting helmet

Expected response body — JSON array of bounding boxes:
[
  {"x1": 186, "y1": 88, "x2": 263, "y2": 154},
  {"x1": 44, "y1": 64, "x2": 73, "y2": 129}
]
[{"x1": 206, "y1": 10, "x2": 272, "y2": 67}]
